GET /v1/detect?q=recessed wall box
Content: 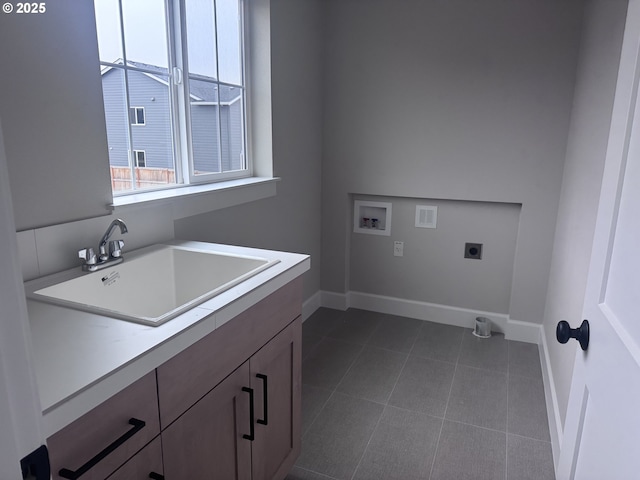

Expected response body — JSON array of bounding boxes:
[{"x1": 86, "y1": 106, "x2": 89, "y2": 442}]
[
  {"x1": 415, "y1": 205, "x2": 437, "y2": 228},
  {"x1": 464, "y1": 243, "x2": 483, "y2": 259},
  {"x1": 354, "y1": 200, "x2": 392, "y2": 236}
]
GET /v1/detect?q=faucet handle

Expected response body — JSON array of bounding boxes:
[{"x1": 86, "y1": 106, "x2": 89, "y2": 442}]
[
  {"x1": 78, "y1": 247, "x2": 97, "y2": 265},
  {"x1": 109, "y1": 239, "x2": 125, "y2": 258}
]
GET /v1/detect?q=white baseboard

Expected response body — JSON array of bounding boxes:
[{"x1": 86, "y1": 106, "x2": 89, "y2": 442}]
[
  {"x1": 347, "y1": 290, "x2": 541, "y2": 344},
  {"x1": 302, "y1": 290, "x2": 322, "y2": 322},
  {"x1": 319, "y1": 290, "x2": 350, "y2": 311},
  {"x1": 303, "y1": 289, "x2": 542, "y2": 344},
  {"x1": 540, "y1": 327, "x2": 563, "y2": 468}
]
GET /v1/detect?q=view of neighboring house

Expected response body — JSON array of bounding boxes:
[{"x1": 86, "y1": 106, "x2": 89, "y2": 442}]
[{"x1": 101, "y1": 60, "x2": 244, "y2": 182}]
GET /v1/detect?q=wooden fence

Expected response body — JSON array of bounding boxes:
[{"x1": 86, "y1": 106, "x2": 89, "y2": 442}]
[{"x1": 110, "y1": 166, "x2": 176, "y2": 192}]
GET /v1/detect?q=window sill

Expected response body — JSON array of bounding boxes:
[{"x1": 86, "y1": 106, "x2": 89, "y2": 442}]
[{"x1": 110, "y1": 176, "x2": 279, "y2": 220}]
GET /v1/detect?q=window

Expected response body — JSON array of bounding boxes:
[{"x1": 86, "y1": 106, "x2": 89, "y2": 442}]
[
  {"x1": 130, "y1": 107, "x2": 145, "y2": 126},
  {"x1": 133, "y1": 150, "x2": 146, "y2": 167},
  {"x1": 94, "y1": 0, "x2": 248, "y2": 195}
]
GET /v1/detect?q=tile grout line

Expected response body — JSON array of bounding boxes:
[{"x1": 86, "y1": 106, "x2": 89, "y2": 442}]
[
  {"x1": 300, "y1": 384, "x2": 334, "y2": 442},
  {"x1": 300, "y1": 312, "x2": 353, "y2": 440},
  {"x1": 292, "y1": 465, "x2": 342, "y2": 480},
  {"x1": 439, "y1": 418, "x2": 508, "y2": 436},
  {"x1": 348, "y1": 320, "x2": 424, "y2": 480},
  {"x1": 428, "y1": 330, "x2": 465, "y2": 480},
  {"x1": 428, "y1": 366, "x2": 456, "y2": 480},
  {"x1": 332, "y1": 341, "x2": 366, "y2": 394},
  {"x1": 298, "y1": 310, "x2": 354, "y2": 465},
  {"x1": 383, "y1": 322, "x2": 424, "y2": 405},
  {"x1": 506, "y1": 340, "x2": 511, "y2": 480},
  {"x1": 300, "y1": 337, "x2": 364, "y2": 441},
  {"x1": 346, "y1": 404, "x2": 385, "y2": 480},
  {"x1": 300, "y1": 309, "x2": 383, "y2": 447},
  {"x1": 507, "y1": 431, "x2": 554, "y2": 444},
  {"x1": 299, "y1": 319, "x2": 340, "y2": 439}
]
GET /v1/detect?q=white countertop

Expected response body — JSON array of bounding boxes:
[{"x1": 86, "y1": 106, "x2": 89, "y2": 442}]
[{"x1": 26, "y1": 240, "x2": 310, "y2": 437}]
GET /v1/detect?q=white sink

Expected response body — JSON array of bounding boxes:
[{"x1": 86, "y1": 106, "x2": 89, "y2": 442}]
[{"x1": 27, "y1": 245, "x2": 280, "y2": 326}]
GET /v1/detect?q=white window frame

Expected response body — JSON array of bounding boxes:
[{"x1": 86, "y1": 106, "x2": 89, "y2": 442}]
[
  {"x1": 97, "y1": 0, "x2": 251, "y2": 197},
  {"x1": 129, "y1": 107, "x2": 145, "y2": 126},
  {"x1": 110, "y1": 0, "x2": 274, "y2": 212},
  {"x1": 133, "y1": 150, "x2": 146, "y2": 167},
  {"x1": 171, "y1": 0, "x2": 250, "y2": 187}
]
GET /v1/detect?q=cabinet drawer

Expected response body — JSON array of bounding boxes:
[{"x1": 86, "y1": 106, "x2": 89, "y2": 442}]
[
  {"x1": 157, "y1": 278, "x2": 302, "y2": 428},
  {"x1": 48, "y1": 371, "x2": 160, "y2": 480}
]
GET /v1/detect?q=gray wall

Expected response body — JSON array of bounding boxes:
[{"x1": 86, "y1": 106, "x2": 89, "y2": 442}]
[
  {"x1": 175, "y1": 0, "x2": 324, "y2": 299},
  {"x1": 350, "y1": 195, "x2": 520, "y2": 313},
  {"x1": 542, "y1": 0, "x2": 627, "y2": 430},
  {"x1": 0, "y1": 1, "x2": 112, "y2": 230},
  {"x1": 321, "y1": 0, "x2": 585, "y2": 324},
  {"x1": 4, "y1": 0, "x2": 321, "y2": 301},
  {"x1": 102, "y1": 69, "x2": 175, "y2": 169}
]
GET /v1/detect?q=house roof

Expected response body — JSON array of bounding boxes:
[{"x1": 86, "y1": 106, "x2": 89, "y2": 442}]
[{"x1": 101, "y1": 60, "x2": 241, "y2": 104}]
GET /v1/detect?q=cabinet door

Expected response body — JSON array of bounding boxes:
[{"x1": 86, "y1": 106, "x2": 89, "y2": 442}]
[
  {"x1": 156, "y1": 279, "x2": 303, "y2": 429},
  {"x1": 162, "y1": 362, "x2": 252, "y2": 480},
  {"x1": 251, "y1": 317, "x2": 302, "y2": 480},
  {"x1": 106, "y1": 437, "x2": 163, "y2": 480}
]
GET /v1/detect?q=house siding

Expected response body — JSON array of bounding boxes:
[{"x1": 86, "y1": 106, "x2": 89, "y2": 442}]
[
  {"x1": 191, "y1": 104, "x2": 221, "y2": 173},
  {"x1": 102, "y1": 69, "x2": 243, "y2": 173},
  {"x1": 191, "y1": 101, "x2": 244, "y2": 173},
  {"x1": 127, "y1": 71, "x2": 174, "y2": 169},
  {"x1": 102, "y1": 69, "x2": 173, "y2": 169},
  {"x1": 101, "y1": 69, "x2": 129, "y2": 167},
  {"x1": 224, "y1": 97, "x2": 244, "y2": 171}
]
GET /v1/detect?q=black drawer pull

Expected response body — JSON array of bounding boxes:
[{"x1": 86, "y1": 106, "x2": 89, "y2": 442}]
[
  {"x1": 58, "y1": 418, "x2": 146, "y2": 479},
  {"x1": 256, "y1": 374, "x2": 268, "y2": 426},
  {"x1": 148, "y1": 473, "x2": 164, "y2": 480},
  {"x1": 242, "y1": 387, "x2": 255, "y2": 441}
]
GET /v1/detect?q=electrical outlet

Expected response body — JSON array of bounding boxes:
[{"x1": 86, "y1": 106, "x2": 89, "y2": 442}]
[
  {"x1": 464, "y1": 243, "x2": 483, "y2": 259},
  {"x1": 394, "y1": 241, "x2": 404, "y2": 257}
]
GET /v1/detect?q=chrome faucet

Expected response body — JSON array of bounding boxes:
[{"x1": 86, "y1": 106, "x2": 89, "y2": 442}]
[{"x1": 79, "y1": 219, "x2": 128, "y2": 272}]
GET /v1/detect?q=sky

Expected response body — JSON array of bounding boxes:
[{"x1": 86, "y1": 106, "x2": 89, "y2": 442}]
[{"x1": 93, "y1": 0, "x2": 242, "y2": 85}]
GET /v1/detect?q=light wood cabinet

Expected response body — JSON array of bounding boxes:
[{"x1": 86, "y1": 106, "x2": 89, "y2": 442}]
[
  {"x1": 106, "y1": 437, "x2": 163, "y2": 480},
  {"x1": 162, "y1": 362, "x2": 253, "y2": 479},
  {"x1": 47, "y1": 371, "x2": 160, "y2": 480},
  {"x1": 156, "y1": 278, "x2": 303, "y2": 429},
  {"x1": 158, "y1": 276, "x2": 302, "y2": 480},
  {"x1": 250, "y1": 319, "x2": 301, "y2": 480},
  {"x1": 161, "y1": 318, "x2": 301, "y2": 480},
  {"x1": 47, "y1": 278, "x2": 302, "y2": 480}
]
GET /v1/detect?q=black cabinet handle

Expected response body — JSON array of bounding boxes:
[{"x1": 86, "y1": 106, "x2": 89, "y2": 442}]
[
  {"x1": 556, "y1": 320, "x2": 590, "y2": 351},
  {"x1": 148, "y1": 473, "x2": 164, "y2": 480},
  {"x1": 242, "y1": 387, "x2": 255, "y2": 441},
  {"x1": 256, "y1": 374, "x2": 268, "y2": 426},
  {"x1": 58, "y1": 418, "x2": 146, "y2": 479}
]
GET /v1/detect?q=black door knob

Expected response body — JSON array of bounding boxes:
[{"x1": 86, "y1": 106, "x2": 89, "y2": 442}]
[{"x1": 556, "y1": 320, "x2": 589, "y2": 351}]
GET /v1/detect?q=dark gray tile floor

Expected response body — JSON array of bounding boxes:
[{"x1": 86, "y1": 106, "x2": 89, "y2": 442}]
[{"x1": 287, "y1": 308, "x2": 554, "y2": 480}]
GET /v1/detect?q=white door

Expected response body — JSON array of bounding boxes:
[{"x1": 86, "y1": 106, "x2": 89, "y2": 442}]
[{"x1": 556, "y1": 1, "x2": 640, "y2": 478}]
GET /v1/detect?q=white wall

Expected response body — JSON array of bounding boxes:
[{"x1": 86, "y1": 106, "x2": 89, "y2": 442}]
[
  {"x1": 175, "y1": 0, "x2": 324, "y2": 300},
  {"x1": 1, "y1": 2, "x2": 322, "y2": 471},
  {"x1": 0, "y1": 118, "x2": 44, "y2": 473},
  {"x1": 542, "y1": 0, "x2": 627, "y2": 441},
  {"x1": 321, "y1": 0, "x2": 584, "y2": 325},
  {"x1": 17, "y1": 206, "x2": 175, "y2": 281},
  {"x1": 9, "y1": 0, "x2": 322, "y2": 304},
  {"x1": 0, "y1": 0, "x2": 113, "y2": 231}
]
